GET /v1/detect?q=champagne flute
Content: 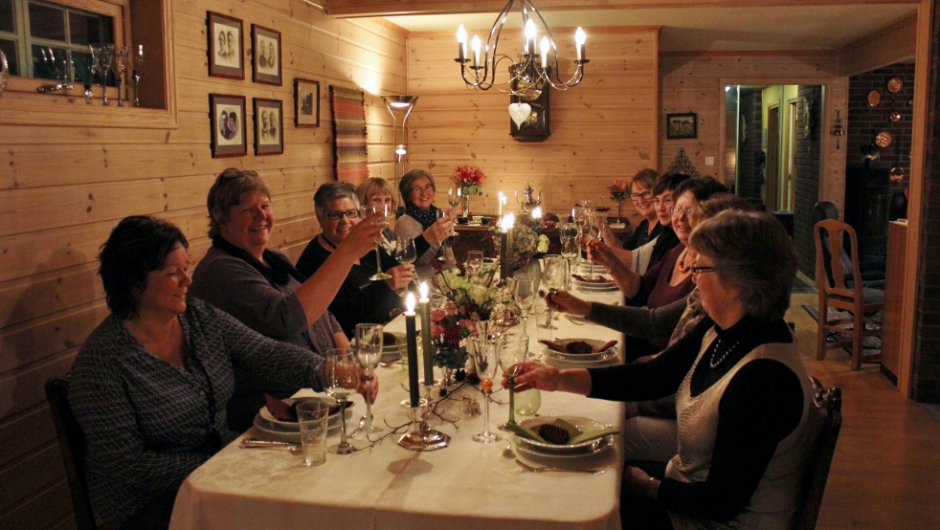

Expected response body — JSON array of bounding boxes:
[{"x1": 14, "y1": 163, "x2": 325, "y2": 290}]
[
  {"x1": 363, "y1": 204, "x2": 391, "y2": 281},
  {"x1": 131, "y1": 44, "x2": 143, "y2": 107},
  {"x1": 88, "y1": 44, "x2": 114, "y2": 106},
  {"x1": 355, "y1": 324, "x2": 384, "y2": 434},
  {"x1": 323, "y1": 349, "x2": 360, "y2": 454},
  {"x1": 470, "y1": 336, "x2": 502, "y2": 443},
  {"x1": 513, "y1": 275, "x2": 537, "y2": 342},
  {"x1": 571, "y1": 205, "x2": 587, "y2": 266},
  {"x1": 394, "y1": 237, "x2": 417, "y2": 290},
  {"x1": 113, "y1": 46, "x2": 127, "y2": 107},
  {"x1": 561, "y1": 236, "x2": 578, "y2": 290},
  {"x1": 539, "y1": 255, "x2": 568, "y2": 330}
]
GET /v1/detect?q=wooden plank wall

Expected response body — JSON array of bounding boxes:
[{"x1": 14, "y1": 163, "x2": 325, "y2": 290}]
[
  {"x1": 0, "y1": 1, "x2": 406, "y2": 528},
  {"x1": 404, "y1": 26, "x2": 660, "y2": 223}
]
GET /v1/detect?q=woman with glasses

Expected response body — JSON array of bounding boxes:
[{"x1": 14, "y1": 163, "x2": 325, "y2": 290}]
[
  {"x1": 70, "y1": 216, "x2": 327, "y2": 530},
  {"x1": 604, "y1": 168, "x2": 661, "y2": 253},
  {"x1": 296, "y1": 181, "x2": 449, "y2": 336},
  {"x1": 395, "y1": 169, "x2": 456, "y2": 279},
  {"x1": 189, "y1": 169, "x2": 381, "y2": 430},
  {"x1": 508, "y1": 211, "x2": 811, "y2": 530}
]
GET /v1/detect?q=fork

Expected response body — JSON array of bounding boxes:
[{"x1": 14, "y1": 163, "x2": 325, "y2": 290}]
[{"x1": 515, "y1": 459, "x2": 605, "y2": 475}]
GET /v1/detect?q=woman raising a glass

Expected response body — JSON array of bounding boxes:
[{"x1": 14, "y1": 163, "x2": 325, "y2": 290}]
[{"x1": 395, "y1": 169, "x2": 457, "y2": 279}]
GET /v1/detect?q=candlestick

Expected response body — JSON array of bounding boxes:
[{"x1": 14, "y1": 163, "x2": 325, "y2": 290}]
[
  {"x1": 405, "y1": 293, "x2": 420, "y2": 407},
  {"x1": 418, "y1": 282, "x2": 434, "y2": 386}
]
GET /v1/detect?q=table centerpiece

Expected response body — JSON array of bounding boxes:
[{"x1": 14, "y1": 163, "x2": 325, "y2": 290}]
[{"x1": 452, "y1": 165, "x2": 487, "y2": 218}]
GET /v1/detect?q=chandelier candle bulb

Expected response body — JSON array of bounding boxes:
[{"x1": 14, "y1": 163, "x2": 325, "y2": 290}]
[
  {"x1": 457, "y1": 25, "x2": 467, "y2": 61},
  {"x1": 575, "y1": 27, "x2": 586, "y2": 62},
  {"x1": 418, "y1": 282, "x2": 434, "y2": 387},
  {"x1": 525, "y1": 19, "x2": 536, "y2": 55},
  {"x1": 471, "y1": 35, "x2": 481, "y2": 68},
  {"x1": 404, "y1": 293, "x2": 420, "y2": 407},
  {"x1": 540, "y1": 37, "x2": 550, "y2": 68},
  {"x1": 498, "y1": 192, "x2": 505, "y2": 217}
]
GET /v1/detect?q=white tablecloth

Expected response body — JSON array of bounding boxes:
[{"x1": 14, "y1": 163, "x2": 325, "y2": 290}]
[{"x1": 169, "y1": 285, "x2": 625, "y2": 530}]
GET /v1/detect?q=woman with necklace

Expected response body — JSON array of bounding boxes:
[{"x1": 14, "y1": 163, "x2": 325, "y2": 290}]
[
  {"x1": 507, "y1": 211, "x2": 811, "y2": 530},
  {"x1": 295, "y1": 181, "x2": 453, "y2": 336},
  {"x1": 395, "y1": 169, "x2": 456, "y2": 280}
]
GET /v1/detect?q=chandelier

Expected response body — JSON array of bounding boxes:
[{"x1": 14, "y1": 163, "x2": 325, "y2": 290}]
[{"x1": 455, "y1": 0, "x2": 588, "y2": 100}]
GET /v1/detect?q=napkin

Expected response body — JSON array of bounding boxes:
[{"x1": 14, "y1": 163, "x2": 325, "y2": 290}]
[
  {"x1": 262, "y1": 393, "x2": 351, "y2": 422},
  {"x1": 571, "y1": 274, "x2": 613, "y2": 284},
  {"x1": 539, "y1": 339, "x2": 618, "y2": 354},
  {"x1": 506, "y1": 419, "x2": 620, "y2": 446}
]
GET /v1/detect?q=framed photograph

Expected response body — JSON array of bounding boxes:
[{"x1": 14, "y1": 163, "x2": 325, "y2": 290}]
[
  {"x1": 211, "y1": 94, "x2": 247, "y2": 158},
  {"x1": 666, "y1": 112, "x2": 697, "y2": 139},
  {"x1": 294, "y1": 78, "x2": 320, "y2": 128},
  {"x1": 252, "y1": 25, "x2": 282, "y2": 85},
  {"x1": 207, "y1": 12, "x2": 244, "y2": 79},
  {"x1": 254, "y1": 98, "x2": 284, "y2": 155}
]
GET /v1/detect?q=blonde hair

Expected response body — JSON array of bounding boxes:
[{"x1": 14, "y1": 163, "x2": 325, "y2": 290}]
[{"x1": 356, "y1": 178, "x2": 397, "y2": 213}]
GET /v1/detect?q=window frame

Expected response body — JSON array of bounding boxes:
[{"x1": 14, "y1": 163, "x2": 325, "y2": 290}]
[{"x1": 0, "y1": 0, "x2": 177, "y2": 129}]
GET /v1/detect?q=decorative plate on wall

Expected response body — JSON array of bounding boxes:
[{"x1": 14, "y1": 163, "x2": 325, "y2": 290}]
[
  {"x1": 875, "y1": 131, "x2": 893, "y2": 149},
  {"x1": 886, "y1": 77, "x2": 903, "y2": 94}
]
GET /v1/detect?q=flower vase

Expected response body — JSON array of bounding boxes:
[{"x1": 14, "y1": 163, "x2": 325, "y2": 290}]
[
  {"x1": 617, "y1": 201, "x2": 623, "y2": 224},
  {"x1": 461, "y1": 194, "x2": 471, "y2": 218}
]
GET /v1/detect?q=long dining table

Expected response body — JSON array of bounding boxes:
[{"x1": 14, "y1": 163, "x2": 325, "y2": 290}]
[{"x1": 169, "y1": 274, "x2": 626, "y2": 530}]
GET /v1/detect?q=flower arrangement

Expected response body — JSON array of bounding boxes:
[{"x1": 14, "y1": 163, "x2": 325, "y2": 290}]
[
  {"x1": 452, "y1": 165, "x2": 487, "y2": 197},
  {"x1": 506, "y1": 223, "x2": 551, "y2": 270},
  {"x1": 434, "y1": 266, "x2": 507, "y2": 323},
  {"x1": 609, "y1": 180, "x2": 630, "y2": 203}
]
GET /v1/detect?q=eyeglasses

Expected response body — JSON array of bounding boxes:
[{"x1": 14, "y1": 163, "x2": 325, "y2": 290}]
[
  {"x1": 630, "y1": 191, "x2": 652, "y2": 200},
  {"x1": 411, "y1": 185, "x2": 434, "y2": 195},
  {"x1": 690, "y1": 265, "x2": 716, "y2": 278},
  {"x1": 670, "y1": 206, "x2": 694, "y2": 218},
  {"x1": 653, "y1": 196, "x2": 674, "y2": 207},
  {"x1": 220, "y1": 168, "x2": 258, "y2": 180},
  {"x1": 325, "y1": 209, "x2": 361, "y2": 221}
]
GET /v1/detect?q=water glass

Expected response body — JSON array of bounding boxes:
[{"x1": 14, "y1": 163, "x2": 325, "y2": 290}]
[{"x1": 296, "y1": 401, "x2": 330, "y2": 466}]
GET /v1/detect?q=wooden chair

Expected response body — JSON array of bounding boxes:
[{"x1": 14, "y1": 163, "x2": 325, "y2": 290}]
[
  {"x1": 793, "y1": 377, "x2": 843, "y2": 530},
  {"x1": 814, "y1": 219, "x2": 885, "y2": 370},
  {"x1": 45, "y1": 377, "x2": 107, "y2": 530}
]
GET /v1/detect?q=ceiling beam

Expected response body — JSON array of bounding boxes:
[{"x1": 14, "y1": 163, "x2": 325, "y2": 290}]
[{"x1": 322, "y1": 0, "x2": 918, "y2": 18}]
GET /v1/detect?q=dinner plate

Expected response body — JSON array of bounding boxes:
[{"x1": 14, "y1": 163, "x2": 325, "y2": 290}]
[
  {"x1": 543, "y1": 349, "x2": 616, "y2": 366},
  {"x1": 541, "y1": 338, "x2": 616, "y2": 360},
  {"x1": 255, "y1": 397, "x2": 354, "y2": 434},
  {"x1": 512, "y1": 416, "x2": 614, "y2": 456},
  {"x1": 515, "y1": 436, "x2": 612, "y2": 460},
  {"x1": 577, "y1": 262, "x2": 608, "y2": 275},
  {"x1": 252, "y1": 416, "x2": 345, "y2": 443},
  {"x1": 572, "y1": 276, "x2": 617, "y2": 291}
]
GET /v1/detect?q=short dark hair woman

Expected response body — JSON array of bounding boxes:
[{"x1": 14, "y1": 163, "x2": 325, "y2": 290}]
[
  {"x1": 395, "y1": 168, "x2": 456, "y2": 278},
  {"x1": 189, "y1": 168, "x2": 382, "y2": 430},
  {"x1": 513, "y1": 211, "x2": 812, "y2": 530},
  {"x1": 70, "y1": 216, "x2": 325, "y2": 530}
]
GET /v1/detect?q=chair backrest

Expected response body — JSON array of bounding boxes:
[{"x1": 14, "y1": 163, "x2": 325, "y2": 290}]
[
  {"x1": 793, "y1": 377, "x2": 843, "y2": 530},
  {"x1": 814, "y1": 219, "x2": 863, "y2": 297},
  {"x1": 45, "y1": 377, "x2": 100, "y2": 530}
]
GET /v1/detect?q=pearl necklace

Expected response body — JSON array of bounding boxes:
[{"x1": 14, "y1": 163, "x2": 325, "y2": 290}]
[{"x1": 709, "y1": 337, "x2": 739, "y2": 369}]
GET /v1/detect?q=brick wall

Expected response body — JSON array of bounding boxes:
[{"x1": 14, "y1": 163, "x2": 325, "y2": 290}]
[
  {"x1": 910, "y1": 0, "x2": 940, "y2": 403},
  {"x1": 794, "y1": 86, "x2": 822, "y2": 277},
  {"x1": 737, "y1": 89, "x2": 764, "y2": 206},
  {"x1": 847, "y1": 64, "x2": 915, "y2": 179}
]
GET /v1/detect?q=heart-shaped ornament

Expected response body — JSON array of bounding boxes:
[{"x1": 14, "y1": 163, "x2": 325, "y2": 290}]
[{"x1": 508, "y1": 103, "x2": 532, "y2": 128}]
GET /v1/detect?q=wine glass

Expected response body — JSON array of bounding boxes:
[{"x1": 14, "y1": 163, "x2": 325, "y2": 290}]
[
  {"x1": 466, "y1": 250, "x2": 484, "y2": 277},
  {"x1": 322, "y1": 349, "x2": 360, "y2": 454},
  {"x1": 131, "y1": 44, "x2": 144, "y2": 107},
  {"x1": 355, "y1": 324, "x2": 384, "y2": 434},
  {"x1": 470, "y1": 336, "x2": 502, "y2": 443},
  {"x1": 434, "y1": 210, "x2": 453, "y2": 262},
  {"x1": 513, "y1": 275, "x2": 537, "y2": 342},
  {"x1": 88, "y1": 44, "x2": 114, "y2": 106},
  {"x1": 497, "y1": 336, "x2": 526, "y2": 431},
  {"x1": 561, "y1": 236, "x2": 578, "y2": 290},
  {"x1": 113, "y1": 46, "x2": 128, "y2": 107},
  {"x1": 539, "y1": 255, "x2": 568, "y2": 330},
  {"x1": 448, "y1": 184, "x2": 461, "y2": 209},
  {"x1": 588, "y1": 215, "x2": 605, "y2": 279},
  {"x1": 571, "y1": 205, "x2": 587, "y2": 266},
  {"x1": 363, "y1": 204, "x2": 391, "y2": 281}
]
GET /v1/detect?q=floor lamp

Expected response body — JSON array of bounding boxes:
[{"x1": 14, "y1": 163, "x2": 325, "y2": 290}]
[{"x1": 384, "y1": 95, "x2": 418, "y2": 216}]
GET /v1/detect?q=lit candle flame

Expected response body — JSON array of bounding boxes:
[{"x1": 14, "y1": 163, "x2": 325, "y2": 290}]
[
  {"x1": 405, "y1": 292, "x2": 416, "y2": 313},
  {"x1": 419, "y1": 281, "x2": 429, "y2": 301}
]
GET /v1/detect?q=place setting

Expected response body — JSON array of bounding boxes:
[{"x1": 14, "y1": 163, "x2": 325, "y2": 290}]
[
  {"x1": 538, "y1": 338, "x2": 620, "y2": 367},
  {"x1": 249, "y1": 393, "x2": 356, "y2": 445}
]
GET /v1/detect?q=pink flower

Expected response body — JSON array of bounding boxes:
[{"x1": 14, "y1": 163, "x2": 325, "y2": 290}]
[
  {"x1": 431, "y1": 324, "x2": 445, "y2": 339},
  {"x1": 430, "y1": 308, "x2": 446, "y2": 322}
]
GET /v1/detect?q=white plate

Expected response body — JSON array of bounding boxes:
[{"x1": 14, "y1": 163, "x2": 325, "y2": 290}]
[
  {"x1": 540, "y1": 338, "x2": 616, "y2": 360},
  {"x1": 515, "y1": 436, "x2": 612, "y2": 460},
  {"x1": 256, "y1": 397, "x2": 354, "y2": 433},
  {"x1": 252, "y1": 415, "x2": 347, "y2": 443},
  {"x1": 577, "y1": 263, "x2": 608, "y2": 275},
  {"x1": 543, "y1": 349, "x2": 617, "y2": 366},
  {"x1": 512, "y1": 416, "x2": 615, "y2": 456},
  {"x1": 572, "y1": 276, "x2": 617, "y2": 291}
]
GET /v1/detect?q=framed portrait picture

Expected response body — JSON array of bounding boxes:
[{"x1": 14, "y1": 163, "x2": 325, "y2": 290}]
[
  {"x1": 294, "y1": 78, "x2": 320, "y2": 128},
  {"x1": 210, "y1": 94, "x2": 247, "y2": 158},
  {"x1": 207, "y1": 12, "x2": 244, "y2": 79},
  {"x1": 252, "y1": 25, "x2": 282, "y2": 85},
  {"x1": 666, "y1": 112, "x2": 697, "y2": 140},
  {"x1": 254, "y1": 98, "x2": 284, "y2": 155}
]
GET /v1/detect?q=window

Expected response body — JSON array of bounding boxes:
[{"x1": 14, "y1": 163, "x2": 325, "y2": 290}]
[{"x1": 0, "y1": 0, "x2": 116, "y2": 83}]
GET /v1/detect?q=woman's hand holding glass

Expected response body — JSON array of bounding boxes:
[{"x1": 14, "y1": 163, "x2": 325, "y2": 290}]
[
  {"x1": 362, "y1": 205, "x2": 392, "y2": 281},
  {"x1": 500, "y1": 361, "x2": 563, "y2": 393},
  {"x1": 337, "y1": 211, "x2": 384, "y2": 258},
  {"x1": 322, "y1": 349, "x2": 361, "y2": 454},
  {"x1": 355, "y1": 324, "x2": 384, "y2": 434},
  {"x1": 546, "y1": 290, "x2": 591, "y2": 318}
]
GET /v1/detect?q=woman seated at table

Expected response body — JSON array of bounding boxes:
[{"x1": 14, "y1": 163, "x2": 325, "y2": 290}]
[
  {"x1": 356, "y1": 176, "x2": 397, "y2": 214},
  {"x1": 396, "y1": 169, "x2": 456, "y2": 279},
  {"x1": 589, "y1": 177, "x2": 727, "y2": 359},
  {"x1": 189, "y1": 169, "x2": 381, "y2": 430},
  {"x1": 296, "y1": 182, "x2": 451, "y2": 336},
  {"x1": 69, "y1": 216, "x2": 330, "y2": 530},
  {"x1": 511, "y1": 211, "x2": 811, "y2": 530},
  {"x1": 603, "y1": 168, "x2": 662, "y2": 273}
]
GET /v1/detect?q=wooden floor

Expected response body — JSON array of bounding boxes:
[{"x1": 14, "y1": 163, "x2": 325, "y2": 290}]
[{"x1": 787, "y1": 294, "x2": 940, "y2": 530}]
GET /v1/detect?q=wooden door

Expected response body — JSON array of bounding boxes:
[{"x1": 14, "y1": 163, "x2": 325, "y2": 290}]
[{"x1": 765, "y1": 106, "x2": 780, "y2": 212}]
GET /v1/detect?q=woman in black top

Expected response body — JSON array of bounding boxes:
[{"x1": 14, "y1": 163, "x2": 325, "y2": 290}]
[{"x1": 508, "y1": 211, "x2": 811, "y2": 530}]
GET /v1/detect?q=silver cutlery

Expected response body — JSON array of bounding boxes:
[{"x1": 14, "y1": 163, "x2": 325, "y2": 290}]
[
  {"x1": 240, "y1": 438, "x2": 300, "y2": 452},
  {"x1": 515, "y1": 459, "x2": 605, "y2": 475}
]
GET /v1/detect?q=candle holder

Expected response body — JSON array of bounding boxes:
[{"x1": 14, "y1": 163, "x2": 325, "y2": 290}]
[{"x1": 398, "y1": 387, "x2": 451, "y2": 451}]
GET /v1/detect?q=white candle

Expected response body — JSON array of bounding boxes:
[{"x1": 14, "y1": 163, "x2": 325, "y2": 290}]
[
  {"x1": 575, "y1": 27, "x2": 586, "y2": 62},
  {"x1": 457, "y1": 25, "x2": 467, "y2": 61},
  {"x1": 540, "y1": 37, "x2": 550, "y2": 69},
  {"x1": 471, "y1": 35, "x2": 481, "y2": 67},
  {"x1": 498, "y1": 192, "x2": 505, "y2": 217},
  {"x1": 532, "y1": 206, "x2": 542, "y2": 220},
  {"x1": 525, "y1": 19, "x2": 536, "y2": 56}
]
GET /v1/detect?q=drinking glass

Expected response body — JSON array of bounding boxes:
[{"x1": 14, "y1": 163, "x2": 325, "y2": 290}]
[
  {"x1": 588, "y1": 215, "x2": 605, "y2": 279},
  {"x1": 322, "y1": 349, "x2": 360, "y2": 454},
  {"x1": 470, "y1": 336, "x2": 502, "y2": 443},
  {"x1": 539, "y1": 255, "x2": 568, "y2": 330},
  {"x1": 113, "y1": 46, "x2": 127, "y2": 107},
  {"x1": 131, "y1": 44, "x2": 144, "y2": 107},
  {"x1": 448, "y1": 184, "x2": 461, "y2": 209},
  {"x1": 466, "y1": 250, "x2": 484, "y2": 277},
  {"x1": 434, "y1": 210, "x2": 453, "y2": 261},
  {"x1": 355, "y1": 324, "x2": 384, "y2": 434},
  {"x1": 296, "y1": 401, "x2": 330, "y2": 466},
  {"x1": 571, "y1": 206, "x2": 588, "y2": 265},
  {"x1": 88, "y1": 44, "x2": 114, "y2": 106},
  {"x1": 395, "y1": 237, "x2": 417, "y2": 281},
  {"x1": 363, "y1": 204, "x2": 391, "y2": 281},
  {"x1": 561, "y1": 236, "x2": 578, "y2": 289}
]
